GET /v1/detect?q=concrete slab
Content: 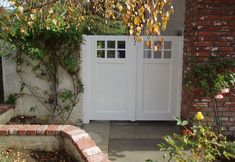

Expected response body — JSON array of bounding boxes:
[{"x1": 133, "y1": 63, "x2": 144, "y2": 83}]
[
  {"x1": 108, "y1": 139, "x2": 168, "y2": 162},
  {"x1": 109, "y1": 150, "x2": 169, "y2": 162},
  {"x1": 135, "y1": 126, "x2": 179, "y2": 139},
  {"x1": 83, "y1": 121, "x2": 180, "y2": 162},
  {"x1": 110, "y1": 126, "x2": 136, "y2": 139},
  {"x1": 110, "y1": 121, "x2": 180, "y2": 139}
]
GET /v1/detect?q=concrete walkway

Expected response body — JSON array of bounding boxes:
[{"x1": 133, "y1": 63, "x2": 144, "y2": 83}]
[{"x1": 83, "y1": 121, "x2": 179, "y2": 162}]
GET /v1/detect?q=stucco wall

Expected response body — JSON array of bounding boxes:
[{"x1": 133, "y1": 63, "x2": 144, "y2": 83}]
[
  {"x1": 162, "y1": 0, "x2": 185, "y2": 36},
  {"x1": 2, "y1": 49, "x2": 83, "y2": 124}
]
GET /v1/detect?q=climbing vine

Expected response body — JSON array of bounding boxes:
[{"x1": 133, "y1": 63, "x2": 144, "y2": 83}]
[
  {"x1": 0, "y1": 0, "x2": 174, "y2": 123},
  {"x1": 184, "y1": 56, "x2": 235, "y2": 133},
  {"x1": 0, "y1": 0, "x2": 85, "y2": 123}
]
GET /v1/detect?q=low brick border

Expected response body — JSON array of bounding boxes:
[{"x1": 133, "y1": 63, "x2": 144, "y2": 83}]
[{"x1": 0, "y1": 125, "x2": 110, "y2": 162}]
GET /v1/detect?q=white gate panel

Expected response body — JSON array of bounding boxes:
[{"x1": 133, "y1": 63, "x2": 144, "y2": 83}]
[
  {"x1": 143, "y1": 64, "x2": 171, "y2": 112},
  {"x1": 136, "y1": 37, "x2": 183, "y2": 120},
  {"x1": 83, "y1": 36, "x2": 182, "y2": 123},
  {"x1": 85, "y1": 36, "x2": 136, "y2": 121},
  {"x1": 93, "y1": 64, "x2": 127, "y2": 112}
]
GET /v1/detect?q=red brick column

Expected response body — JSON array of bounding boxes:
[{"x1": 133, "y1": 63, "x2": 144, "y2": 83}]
[{"x1": 182, "y1": 0, "x2": 235, "y2": 136}]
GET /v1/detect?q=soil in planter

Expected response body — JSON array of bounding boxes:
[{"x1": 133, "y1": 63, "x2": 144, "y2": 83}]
[
  {"x1": 7, "y1": 115, "x2": 47, "y2": 125},
  {"x1": 6, "y1": 115, "x2": 83, "y2": 127},
  {"x1": 0, "y1": 148, "x2": 79, "y2": 162}
]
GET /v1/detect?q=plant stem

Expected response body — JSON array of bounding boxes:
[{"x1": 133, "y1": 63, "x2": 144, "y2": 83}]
[
  {"x1": 212, "y1": 97, "x2": 221, "y2": 134},
  {"x1": 50, "y1": 54, "x2": 58, "y2": 123}
]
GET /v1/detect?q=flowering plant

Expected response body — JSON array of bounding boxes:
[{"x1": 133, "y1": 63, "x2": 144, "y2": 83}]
[
  {"x1": 184, "y1": 56, "x2": 235, "y2": 133},
  {"x1": 158, "y1": 113, "x2": 234, "y2": 162}
]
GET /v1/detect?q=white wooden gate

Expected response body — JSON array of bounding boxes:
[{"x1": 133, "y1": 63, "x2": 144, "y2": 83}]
[{"x1": 82, "y1": 36, "x2": 183, "y2": 123}]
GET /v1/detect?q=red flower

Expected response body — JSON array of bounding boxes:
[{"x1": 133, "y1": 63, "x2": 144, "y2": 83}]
[{"x1": 181, "y1": 129, "x2": 192, "y2": 136}]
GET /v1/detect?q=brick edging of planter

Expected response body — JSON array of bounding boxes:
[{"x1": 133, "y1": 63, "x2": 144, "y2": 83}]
[{"x1": 0, "y1": 125, "x2": 110, "y2": 162}]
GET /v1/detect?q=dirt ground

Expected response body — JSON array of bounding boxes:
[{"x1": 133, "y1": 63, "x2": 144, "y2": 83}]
[
  {"x1": 0, "y1": 148, "x2": 79, "y2": 162},
  {"x1": 7, "y1": 115, "x2": 47, "y2": 125}
]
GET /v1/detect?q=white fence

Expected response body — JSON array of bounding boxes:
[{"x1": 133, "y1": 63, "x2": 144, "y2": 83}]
[{"x1": 82, "y1": 36, "x2": 183, "y2": 123}]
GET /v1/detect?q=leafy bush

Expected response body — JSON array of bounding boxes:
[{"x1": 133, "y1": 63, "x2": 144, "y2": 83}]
[
  {"x1": 184, "y1": 56, "x2": 235, "y2": 133},
  {"x1": 81, "y1": 16, "x2": 126, "y2": 35},
  {"x1": 226, "y1": 142, "x2": 235, "y2": 159},
  {"x1": 185, "y1": 56, "x2": 235, "y2": 97},
  {"x1": 5, "y1": 93, "x2": 17, "y2": 104},
  {"x1": 158, "y1": 114, "x2": 234, "y2": 162}
]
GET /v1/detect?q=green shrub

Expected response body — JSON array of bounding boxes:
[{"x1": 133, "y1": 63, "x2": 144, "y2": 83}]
[
  {"x1": 81, "y1": 16, "x2": 126, "y2": 35},
  {"x1": 157, "y1": 115, "x2": 234, "y2": 162},
  {"x1": 5, "y1": 93, "x2": 17, "y2": 104}
]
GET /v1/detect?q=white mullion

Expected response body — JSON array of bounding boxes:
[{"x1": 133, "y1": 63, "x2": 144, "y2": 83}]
[
  {"x1": 105, "y1": 40, "x2": 107, "y2": 59},
  {"x1": 115, "y1": 41, "x2": 117, "y2": 59}
]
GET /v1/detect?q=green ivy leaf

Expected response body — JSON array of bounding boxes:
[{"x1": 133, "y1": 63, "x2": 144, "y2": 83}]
[{"x1": 145, "y1": 159, "x2": 153, "y2": 162}]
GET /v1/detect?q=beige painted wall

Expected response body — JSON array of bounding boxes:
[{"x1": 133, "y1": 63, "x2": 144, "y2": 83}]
[
  {"x1": 163, "y1": 0, "x2": 185, "y2": 36},
  {"x1": 2, "y1": 52, "x2": 83, "y2": 124}
]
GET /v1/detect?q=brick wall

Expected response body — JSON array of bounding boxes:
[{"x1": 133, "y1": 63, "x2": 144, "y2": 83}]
[{"x1": 182, "y1": 0, "x2": 235, "y2": 136}]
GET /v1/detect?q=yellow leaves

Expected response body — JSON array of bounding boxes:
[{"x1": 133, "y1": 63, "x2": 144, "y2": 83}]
[
  {"x1": 17, "y1": 6, "x2": 24, "y2": 14},
  {"x1": 117, "y1": 3, "x2": 123, "y2": 12},
  {"x1": 195, "y1": 112, "x2": 204, "y2": 121},
  {"x1": 134, "y1": 17, "x2": 140, "y2": 25},
  {"x1": 15, "y1": 13, "x2": 20, "y2": 20},
  {"x1": 126, "y1": 4, "x2": 131, "y2": 10},
  {"x1": 9, "y1": 0, "x2": 16, "y2": 5},
  {"x1": 1, "y1": 0, "x2": 173, "y2": 45},
  {"x1": 136, "y1": 36, "x2": 142, "y2": 42},
  {"x1": 136, "y1": 26, "x2": 142, "y2": 34},
  {"x1": 129, "y1": 29, "x2": 134, "y2": 35},
  {"x1": 121, "y1": 0, "x2": 173, "y2": 42},
  {"x1": 30, "y1": 14, "x2": 36, "y2": 20},
  {"x1": 28, "y1": 21, "x2": 33, "y2": 28},
  {"x1": 144, "y1": 4, "x2": 151, "y2": 13},
  {"x1": 160, "y1": 1, "x2": 165, "y2": 9},
  {"x1": 20, "y1": 27, "x2": 26, "y2": 33},
  {"x1": 31, "y1": 9, "x2": 37, "y2": 14},
  {"x1": 52, "y1": 19, "x2": 57, "y2": 25},
  {"x1": 154, "y1": 45, "x2": 159, "y2": 51},
  {"x1": 49, "y1": 9, "x2": 54, "y2": 14},
  {"x1": 145, "y1": 41, "x2": 151, "y2": 48},
  {"x1": 152, "y1": 24, "x2": 160, "y2": 35},
  {"x1": 139, "y1": 6, "x2": 145, "y2": 16}
]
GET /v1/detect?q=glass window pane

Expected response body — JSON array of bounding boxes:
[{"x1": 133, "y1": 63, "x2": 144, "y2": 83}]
[
  {"x1": 164, "y1": 41, "x2": 172, "y2": 49},
  {"x1": 154, "y1": 41, "x2": 161, "y2": 46},
  {"x1": 97, "y1": 41, "x2": 105, "y2": 49},
  {"x1": 97, "y1": 50, "x2": 105, "y2": 58},
  {"x1": 107, "y1": 50, "x2": 115, "y2": 58},
  {"x1": 107, "y1": 41, "x2": 115, "y2": 49},
  {"x1": 154, "y1": 51, "x2": 162, "y2": 59},
  {"x1": 144, "y1": 41, "x2": 151, "y2": 49},
  {"x1": 117, "y1": 50, "x2": 125, "y2": 58},
  {"x1": 144, "y1": 50, "x2": 151, "y2": 58},
  {"x1": 118, "y1": 41, "x2": 126, "y2": 49},
  {"x1": 164, "y1": 51, "x2": 171, "y2": 59},
  {"x1": 154, "y1": 41, "x2": 163, "y2": 51}
]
